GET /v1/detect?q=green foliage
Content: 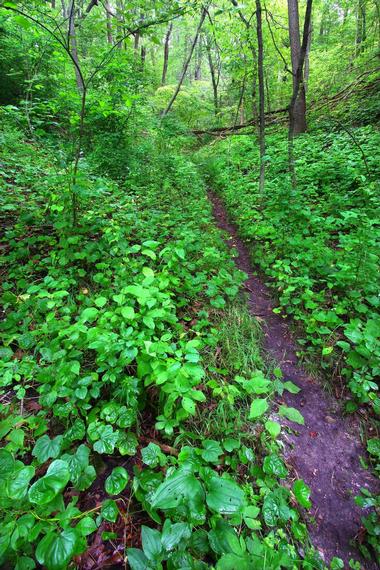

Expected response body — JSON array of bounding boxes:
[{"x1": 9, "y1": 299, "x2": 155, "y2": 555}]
[{"x1": 198, "y1": 126, "x2": 380, "y2": 414}]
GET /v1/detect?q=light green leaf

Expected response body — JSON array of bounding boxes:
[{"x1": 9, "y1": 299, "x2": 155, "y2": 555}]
[
  {"x1": 264, "y1": 420, "x2": 281, "y2": 438},
  {"x1": 263, "y1": 454, "x2": 288, "y2": 478},
  {"x1": 279, "y1": 405, "x2": 304, "y2": 425},
  {"x1": 121, "y1": 306, "x2": 135, "y2": 319},
  {"x1": 293, "y1": 479, "x2": 311, "y2": 509},
  {"x1": 283, "y1": 381, "x2": 301, "y2": 394},
  {"x1": 249, "y1": 398, "x2": 268, "y2": 419},
  {"x1": 182, "y1": 396, "x2": 196, "y2": 415},
  {"x1": 201, "y1": 439, "x2": 223, "y2": 463}
]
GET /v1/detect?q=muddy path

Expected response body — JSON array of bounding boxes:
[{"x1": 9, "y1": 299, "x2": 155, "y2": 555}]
[{"x1": 208, "y1": 191, "x2": 378, "y2": 568}]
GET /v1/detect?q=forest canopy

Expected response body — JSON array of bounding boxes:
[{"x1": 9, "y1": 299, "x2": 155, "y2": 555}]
[{"x1": 0, "y1": 1, "x2": 379, "y2": 569}]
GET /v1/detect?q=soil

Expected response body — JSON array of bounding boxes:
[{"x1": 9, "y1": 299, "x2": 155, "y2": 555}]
[{"x1": 208, "y1": 190, "x2": 379, "y2": 569}]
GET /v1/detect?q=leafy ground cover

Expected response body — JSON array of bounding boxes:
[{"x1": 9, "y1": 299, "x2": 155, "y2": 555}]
[
  {"x1": 0, "y1": 116, "x2": 330, "y2": 569},
  {"x1": 197, "y1": 126, "x2": 380, "y2": 417}
]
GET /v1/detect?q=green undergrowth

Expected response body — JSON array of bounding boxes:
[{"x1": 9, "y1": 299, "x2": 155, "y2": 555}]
[
  {"x1": 0, "y1": 114, "x2": 346, "y2": 569},
  {"x1": 197, "y1": 126, "x2": 380, "y2": 417}
]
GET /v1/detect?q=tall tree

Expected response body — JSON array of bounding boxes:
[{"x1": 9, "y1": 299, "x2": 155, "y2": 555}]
[
  {"x1": 161, "y1": 7, "x2": 207, "y2": 118},
  {"x1": 104, "y1": 1, "x2": 114, "y2": 44},
  {"x1": 288, "y1": 0, "x2": 313, "y2": 187},
  {"x1": 256, "y1": 0, "x2": 265, "y2": 194},
  {"x1": 287, "y1": 0, "x2": 307, "y2": 134},
  {"x1": 356, "y1": 0, "x2": 367, "y2": 54},
  {"x1": 161, "y1": 22, "x2": 173, "y2": 85},
  {"x1": 68, "y1": 0, "x2": 84, "y2": 92},
  {"x1": 205, "y1": 33, "x2": 220, "y2": 115}
]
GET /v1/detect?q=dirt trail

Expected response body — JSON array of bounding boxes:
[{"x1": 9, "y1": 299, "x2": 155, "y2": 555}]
[{"x1": 209, "y1": 191, "x2": 378, "y2": 568}]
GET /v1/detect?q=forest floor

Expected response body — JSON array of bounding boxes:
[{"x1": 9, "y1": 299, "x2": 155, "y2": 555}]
[{"x1": 208, "y1": 190, "x2": 379, "y2": 568}]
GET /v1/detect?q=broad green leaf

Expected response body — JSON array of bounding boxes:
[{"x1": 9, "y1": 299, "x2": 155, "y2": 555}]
[
  {"x1": 121, "y1": 306, "x2": 135, "y2": 319},
  {"x1": 36, "y1": 529, "x2": 78, "y2": 570},
  {"x1": 263, "y1": 454, "x2": 288, "y2": 478},
  {"x1": 118, "y1": 432, "x2": 138, "y2": 456},
  {"x1": 237, "y1": 371, "x2": 271, "y2": 394},
  {"x1": 161, "y1": 521, "x2": 191, "y2": 551},
  {"x1": 293, "y1": 479, "x2": 311, "y2": 509},
  {"x1": 7, "y1": 465, "x2": 35, "y2": 500},
  {"x1": 243, "y1": 505, "x2": 260, "y2": 529},
  {"x1": 126, "y1": 548, "x2": 150, "y2": 570},
  {"x1": 94, "y1": 296, "x2": 107, "y2": 307},
  {"x1": 32, "y1": 435, "x2": 63, "y2": 463},
  {"x1": 278, "y1": 405, "x2": 304, "y2": 425},
  {"x1": 105, "y1": 466, "x2": 129, "y2": 495},
  {"x1": 201, "y1": 439, "x2": 223, "y2": 463},
  {"x1": 15, "y1": 556, "x2": 36, "y2": 570},
  {"x1": 76, "y1": 517, "x2": 97, "y2": 537},
  {"x1": 249, "y1": 398, "x2": 268, "y2": 419},
  {"x1": 283, "y1": 381, "x2": 301, "y2": 394},
  {"x1": 28, "y1": 460, "x2": 70, "y2": 505},
  {"x1": 80, "y1": 307, "x2": 99, "y2": 322},
  {"x1": 216, "y1": 554, "x2": 250, "y2": 570},
  {"x1": 141, "y1": 443, "x2": 166, "y2": 468},
  {"x1": 223, "y1": 438, "x2": 240, "y2": 452},
  {"x1": 182, "y1": 396, "x2": 196, "y2": 415},
  {"x1": 151, "y1": 468, "x2": 204, "y2": 510},
  {"x1": 206, "y1": 476, "x2": 245, "y2": 514},
  {"x1": 141, "y1": 526, "x2": 162, "y2": 561},
  {"x1": 208, "y1": 520, "x2": 243, "y2": 556},
  {"x1": 101, "y1": 499, "x2": 119, "y2": 522},
  {"x1": 265, "y1": 420, "x2": 281, "y2": 438},
  {"x1": 0, "y1": 448, "x2": 15, "y2": 480}
]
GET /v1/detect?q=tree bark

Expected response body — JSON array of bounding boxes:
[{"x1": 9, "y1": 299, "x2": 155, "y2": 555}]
[
  {"x1": 161, "y1": 22, "x2": 172, "y2": 85},
  {"x1": 141, "y1": 45, "x2": 146, "y2": 68},
  {"x1": 194, "y1": 33, "x2": 202, "y2": 80},
  {"x1": 288, "y1": 0, "x2": 313, "y2": 188},
  {"x1": 287, "y1": 0, "x2": 307, "y2": 134},
  {"x1": 161, "y1": 7, "x2": 207, "y2": 118},
  {"x1": 104, "y1": 1, "x2": 113, "y2": 44},
  {"x1": 68, "y1": 0, "x2": 84, "y2": 92},
  {"x1": 356, "y1": 0, "x2": 367, "y2": 54},
  {"x1": 61, "y1": 0, "x2": 67, "y2": 18},
  {"x1": 256, "y1": 0, "x2": 265, "y2": 194},
  {"x1": 205, "y1": 34, "x2": 219, "y2": 115}
]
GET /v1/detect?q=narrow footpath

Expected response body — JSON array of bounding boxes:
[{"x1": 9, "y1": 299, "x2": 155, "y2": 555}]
[{"x1": 208, "y1": 191, "x2": 378, "y2": 568}]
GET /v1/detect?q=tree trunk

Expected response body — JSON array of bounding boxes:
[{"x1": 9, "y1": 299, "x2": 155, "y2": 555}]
[
  {"x1": 161, "y1": 8, "x2": 207, "y2": 118},
  {"x1": 116, "y1": 0, "x2": 126, "y2": 49},
  {"x1": 161, "y1": 23, "x2": 172, "y2": 85},
  {"x1": 194, "y1": 34, "x2": 202, "y2": 80},
  {"x1": 256, "y1": 0, "x2": 265, "y2": 194},
  {"x1": 265, "y1": 70, "x2": 270, "y2": 112},
  {"x1": 105, "y1": 1, "x2": 113, "y2": 44},
  {"x1": 304, "y1": 17, "x2": 312, "y2": 92},
  {"x1": 141, "y1": 45, "x2": 146, "y2": 68},
  {"x1": 356, "y1": 0, "x2": 367, "y2": 54},
  {"x1": 61, "y1": 0, "x2": 67, "y2": 18},
  {"x1": 68, "y1": 0, "x2": 84, "y2": 92},
  {"x1": 287, "y1": 0, "x2": 307, "y2": 134},
  {"x1": 205, "y1": 35, "x2": 218, "y2": 115},
  {"x1": 134, "y1": 31, "x2": 140, "y2": 51},
  {"x1": 288, "y1": 0, "x2": 313, "y2": 188}
]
